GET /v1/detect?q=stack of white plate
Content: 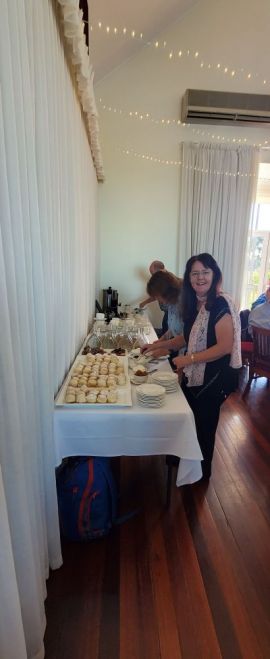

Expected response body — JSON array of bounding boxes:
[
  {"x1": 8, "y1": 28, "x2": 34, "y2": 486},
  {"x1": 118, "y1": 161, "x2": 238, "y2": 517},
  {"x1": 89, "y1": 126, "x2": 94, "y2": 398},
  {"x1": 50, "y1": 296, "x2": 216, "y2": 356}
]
[
  {"x1": 136, "y1": 383, "x2": 166, "y2": 408},
  {"x1": 150, "y1": 371, "x2": 179, "y2": 393}
]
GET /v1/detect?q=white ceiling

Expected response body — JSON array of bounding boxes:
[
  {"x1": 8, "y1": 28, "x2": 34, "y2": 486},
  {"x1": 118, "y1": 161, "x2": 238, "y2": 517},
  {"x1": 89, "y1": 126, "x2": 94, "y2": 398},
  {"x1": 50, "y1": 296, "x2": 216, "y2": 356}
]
[{"x1": 88, "y1": 0, "x2": 199, "y2": 81}]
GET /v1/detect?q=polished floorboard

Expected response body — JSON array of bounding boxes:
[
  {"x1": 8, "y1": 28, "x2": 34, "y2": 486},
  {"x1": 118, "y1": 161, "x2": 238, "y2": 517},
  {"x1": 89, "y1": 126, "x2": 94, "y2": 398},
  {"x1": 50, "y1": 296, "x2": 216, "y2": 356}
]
[{"x1": 45, "y1": 371, "x2": 270, "y2": 659}]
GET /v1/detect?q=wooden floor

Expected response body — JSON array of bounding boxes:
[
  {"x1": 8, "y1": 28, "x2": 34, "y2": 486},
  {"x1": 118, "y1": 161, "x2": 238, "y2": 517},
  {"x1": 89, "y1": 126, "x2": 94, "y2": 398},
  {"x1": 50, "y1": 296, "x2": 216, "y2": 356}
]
[{"x1": 45, "y1": 371, "x2": 270, "y2": 659}]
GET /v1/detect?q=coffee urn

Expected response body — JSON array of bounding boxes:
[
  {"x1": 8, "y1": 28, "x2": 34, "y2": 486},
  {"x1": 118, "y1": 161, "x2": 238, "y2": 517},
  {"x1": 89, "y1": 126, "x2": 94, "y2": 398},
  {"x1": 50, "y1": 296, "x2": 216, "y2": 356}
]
[{"x1": 102, "y1": 287, "x2": 119, "y2": 317}]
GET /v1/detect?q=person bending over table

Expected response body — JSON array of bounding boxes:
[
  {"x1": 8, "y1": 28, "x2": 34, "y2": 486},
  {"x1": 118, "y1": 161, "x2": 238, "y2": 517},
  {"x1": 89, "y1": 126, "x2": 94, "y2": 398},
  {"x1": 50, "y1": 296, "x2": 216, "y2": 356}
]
[
  {"x1": 141, "y1": 270, "x2": 185, "y2": 359},
  {"x1": 172, "y1": 253, "x2": 241, "y2": 480},
  {"x1": 139, "y1": 260, "x2": 168, "y2": 337}
]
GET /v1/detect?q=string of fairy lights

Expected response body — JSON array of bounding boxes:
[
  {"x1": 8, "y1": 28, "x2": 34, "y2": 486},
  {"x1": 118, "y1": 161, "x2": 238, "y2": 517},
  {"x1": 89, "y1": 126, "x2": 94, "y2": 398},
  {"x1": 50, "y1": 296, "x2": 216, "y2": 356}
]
[
  {"x1": 116, "y1": 146, "x2": 258, "y2": 176},
  {"x1": 89, "y1": 20, "x2": 270, "y2": 90},
  {"x1": 98, "y1": 99, "x2": 269, "y2": 148},
  {"x1": 89, "y1": 19, "x2": 270, "y2": 170}
]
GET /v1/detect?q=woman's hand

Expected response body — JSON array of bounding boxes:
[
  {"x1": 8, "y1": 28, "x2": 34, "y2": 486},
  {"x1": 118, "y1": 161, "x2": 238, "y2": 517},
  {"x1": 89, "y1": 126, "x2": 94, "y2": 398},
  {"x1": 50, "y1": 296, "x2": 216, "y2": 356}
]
[
  {"x1": 141, "y1": 338, "x2": 164, "y2": 353},
  {"x1": 173, "y1": 354, "x2": 189, "y2": 372},
  {"x1": 140, "y1": 343, "x2": 154, "y2": 354},
  {"x1": 147, "y1": 345, "x2": 169, "y2": 358},
  {"x1": 140, "y1": 343, "x2": 168, "y2": 358}
]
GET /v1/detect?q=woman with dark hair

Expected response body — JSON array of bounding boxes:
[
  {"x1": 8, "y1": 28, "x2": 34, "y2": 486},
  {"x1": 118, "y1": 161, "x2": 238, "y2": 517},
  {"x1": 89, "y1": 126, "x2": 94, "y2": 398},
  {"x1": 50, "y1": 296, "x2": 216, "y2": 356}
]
[
  {"x1": 173, "y1": 253, "x2": 241, "y2": 480},
  {"x1": 141, "y1": 270, "x2": 186, "y2": 357}
]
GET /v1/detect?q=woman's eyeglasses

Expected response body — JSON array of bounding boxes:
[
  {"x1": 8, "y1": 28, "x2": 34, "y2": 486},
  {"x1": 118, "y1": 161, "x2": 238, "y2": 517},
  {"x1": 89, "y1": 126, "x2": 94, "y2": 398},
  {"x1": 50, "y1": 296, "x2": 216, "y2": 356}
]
[{"x1": 190, "y1": 270, "x2": 212, "y2": 278}]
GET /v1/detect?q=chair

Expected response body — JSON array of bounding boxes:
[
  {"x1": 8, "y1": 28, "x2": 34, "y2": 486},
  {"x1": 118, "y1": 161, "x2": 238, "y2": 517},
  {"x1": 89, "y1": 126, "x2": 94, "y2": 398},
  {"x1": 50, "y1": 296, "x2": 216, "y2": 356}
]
[
  {"x1": 241, "y1": 341, "x2": 254, "y2": 366},
  {"x1": 243, "y1": 326, "x2": 270, "y2": 394}
]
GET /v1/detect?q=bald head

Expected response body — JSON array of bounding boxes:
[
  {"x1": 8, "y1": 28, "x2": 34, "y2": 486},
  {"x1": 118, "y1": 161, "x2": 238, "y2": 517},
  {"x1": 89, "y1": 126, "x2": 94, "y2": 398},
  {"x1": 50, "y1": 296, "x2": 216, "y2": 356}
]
[{"x1": 149, "y1": 260, "x2": 165, "y2": 275}]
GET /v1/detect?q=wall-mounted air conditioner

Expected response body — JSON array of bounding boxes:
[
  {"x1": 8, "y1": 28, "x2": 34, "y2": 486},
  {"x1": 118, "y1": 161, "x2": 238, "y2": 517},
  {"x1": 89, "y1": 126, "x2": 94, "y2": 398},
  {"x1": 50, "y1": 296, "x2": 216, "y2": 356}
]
[{"x1": 181, "y1": 89, "x2": 270, "y2": 126}]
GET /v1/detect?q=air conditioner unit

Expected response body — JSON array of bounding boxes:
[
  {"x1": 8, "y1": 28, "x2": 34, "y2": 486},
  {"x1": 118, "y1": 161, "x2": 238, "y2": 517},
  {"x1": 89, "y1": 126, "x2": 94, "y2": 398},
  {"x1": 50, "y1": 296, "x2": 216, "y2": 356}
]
[{"x1": 181, "y1": 89, "x2": 270, "y2": 126}]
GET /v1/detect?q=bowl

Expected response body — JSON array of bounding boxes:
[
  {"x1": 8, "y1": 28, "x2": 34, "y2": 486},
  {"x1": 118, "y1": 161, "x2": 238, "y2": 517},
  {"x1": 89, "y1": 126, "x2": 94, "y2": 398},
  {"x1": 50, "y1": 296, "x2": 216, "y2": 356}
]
[{"x1": 132, "y1": 366, "x2": 148, "y2": 384}]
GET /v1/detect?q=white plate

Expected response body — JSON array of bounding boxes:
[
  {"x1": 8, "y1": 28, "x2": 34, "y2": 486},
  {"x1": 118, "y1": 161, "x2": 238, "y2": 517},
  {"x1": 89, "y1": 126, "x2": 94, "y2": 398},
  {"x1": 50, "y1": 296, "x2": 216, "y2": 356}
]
[
  {"x1": 138, "y1": 401, "x2": 165, "y2": 408},
  {"x1": 151, "y1": 371, "x2": 178, "y2": 381},
  {"x1": 150, "y1": 380, "x2": 178, "y2": 391},
  {"x1": 130, "y1": 377, "x2": 148, "y2": 385},
  {"x1": 137, "y1": 384, "x2": 166, "y2": 396}
]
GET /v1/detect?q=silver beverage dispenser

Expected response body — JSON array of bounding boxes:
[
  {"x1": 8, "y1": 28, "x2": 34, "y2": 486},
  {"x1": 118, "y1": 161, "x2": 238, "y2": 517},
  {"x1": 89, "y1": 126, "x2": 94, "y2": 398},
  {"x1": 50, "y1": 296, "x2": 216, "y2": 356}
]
[{"x1": 102, "y1": 287, "x2": 119, "y2": 317}]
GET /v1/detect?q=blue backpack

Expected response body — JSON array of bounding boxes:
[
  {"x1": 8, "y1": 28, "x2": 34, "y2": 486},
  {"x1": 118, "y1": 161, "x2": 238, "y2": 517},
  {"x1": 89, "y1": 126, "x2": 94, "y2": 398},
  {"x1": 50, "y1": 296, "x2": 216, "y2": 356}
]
[{"x1": 56, "y1": 457, "x2": 118, "y2": 541}]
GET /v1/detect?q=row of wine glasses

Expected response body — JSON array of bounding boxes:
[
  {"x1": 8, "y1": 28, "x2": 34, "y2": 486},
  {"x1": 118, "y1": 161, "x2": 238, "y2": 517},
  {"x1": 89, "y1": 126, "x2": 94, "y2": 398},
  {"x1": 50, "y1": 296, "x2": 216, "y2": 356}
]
[{"x1": 87, "y1": 327, "x2": 149, "y2": 351}]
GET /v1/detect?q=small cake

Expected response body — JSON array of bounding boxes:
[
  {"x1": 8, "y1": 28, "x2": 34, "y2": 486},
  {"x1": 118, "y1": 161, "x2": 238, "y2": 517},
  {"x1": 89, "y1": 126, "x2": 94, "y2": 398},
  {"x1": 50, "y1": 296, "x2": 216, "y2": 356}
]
[
  {"x1": 74, "y1": 366, "x2": 83, "y2": 374},
  {"x1": 108, "y1": 386, "x2": 117, "y2": 394},
  {"x1": 88, "y1": 377, "x2": 98, "y2": 387},
  {"x1": 78, "y1": 376, "x2": 88, "y2": 384},
  {"x1": 97, "y1": 377, "x2": 107, "y2": 387},
  {"x1": 65, "y1": 393, "x2": 76, "y2": 403},
  {"x1": 107, "y1": 375, "x2": 116, "y2": 387},
  {"x1": 69, "y1": 377, "x2": 79, "y2": 387},
  {"x1": 66, "y1": 386, "x2": 76, "y2": 394},
  {"x1": 76, "y1": 392, "x2": 86, "y2": 403},
  {"x1": 107, "y1": 391, "x2": 117, "y2": 403},
  {"x1": 97, "y1": 393, "x2": 107, "y2": 403},
  {"x1": 86, "y1": 392, "x2": 97, "y2": 403},
  {"x1": 100, "y1": 388, "x2": 108, "y2": 396}
]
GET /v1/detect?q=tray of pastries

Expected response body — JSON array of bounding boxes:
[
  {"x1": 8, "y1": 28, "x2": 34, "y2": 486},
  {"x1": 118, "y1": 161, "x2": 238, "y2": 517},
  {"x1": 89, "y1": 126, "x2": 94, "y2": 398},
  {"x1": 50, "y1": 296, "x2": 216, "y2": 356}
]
[{"x1": 55, "y1": 351, "x2": 132, "y2": 407}]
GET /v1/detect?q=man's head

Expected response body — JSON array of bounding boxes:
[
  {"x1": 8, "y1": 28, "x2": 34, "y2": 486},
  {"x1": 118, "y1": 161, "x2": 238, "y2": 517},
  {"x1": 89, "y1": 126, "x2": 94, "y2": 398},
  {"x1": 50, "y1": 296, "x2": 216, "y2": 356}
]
[{"x1": 149, "y1": 260, "x2": 165, "y2": 275}]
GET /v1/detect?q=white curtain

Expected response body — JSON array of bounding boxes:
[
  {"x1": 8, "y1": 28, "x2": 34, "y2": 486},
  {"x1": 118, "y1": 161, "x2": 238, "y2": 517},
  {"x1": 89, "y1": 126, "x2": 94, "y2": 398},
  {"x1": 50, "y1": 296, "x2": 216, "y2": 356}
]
[
  {"x1": 0, "y1": 1, "x2": 98, "y2": 658},
  {"x1": 178, "y1": 142, "x2": 259, "y2": 303}
]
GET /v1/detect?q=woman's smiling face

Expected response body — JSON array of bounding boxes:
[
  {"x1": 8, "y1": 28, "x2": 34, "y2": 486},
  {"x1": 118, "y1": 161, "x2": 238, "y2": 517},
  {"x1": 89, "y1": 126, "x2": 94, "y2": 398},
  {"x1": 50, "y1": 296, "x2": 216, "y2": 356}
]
[{"x1": 190, "y1": 260, "x2": 214, "y2": 297}]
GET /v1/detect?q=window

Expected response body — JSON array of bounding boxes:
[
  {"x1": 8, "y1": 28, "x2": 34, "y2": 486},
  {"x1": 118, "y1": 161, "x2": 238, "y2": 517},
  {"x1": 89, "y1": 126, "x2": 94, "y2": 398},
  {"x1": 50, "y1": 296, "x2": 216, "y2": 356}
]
[{"x1": 242, "y1": 163, "x2": 270, "y2": 309}]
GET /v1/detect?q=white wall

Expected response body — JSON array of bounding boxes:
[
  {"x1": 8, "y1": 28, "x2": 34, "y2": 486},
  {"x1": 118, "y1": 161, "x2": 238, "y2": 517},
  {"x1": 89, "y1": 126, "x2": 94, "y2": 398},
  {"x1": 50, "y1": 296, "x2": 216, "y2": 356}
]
[{"x1": 96, "y1": 0, "x2": 270, "y2": 326}]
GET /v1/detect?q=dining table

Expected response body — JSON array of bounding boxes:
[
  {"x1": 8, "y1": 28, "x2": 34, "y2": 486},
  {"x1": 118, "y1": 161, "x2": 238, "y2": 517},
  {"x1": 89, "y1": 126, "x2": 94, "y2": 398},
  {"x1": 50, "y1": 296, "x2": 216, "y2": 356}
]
[{"x1": 54, "y1": 322, "x2": 203, "y2": 488}]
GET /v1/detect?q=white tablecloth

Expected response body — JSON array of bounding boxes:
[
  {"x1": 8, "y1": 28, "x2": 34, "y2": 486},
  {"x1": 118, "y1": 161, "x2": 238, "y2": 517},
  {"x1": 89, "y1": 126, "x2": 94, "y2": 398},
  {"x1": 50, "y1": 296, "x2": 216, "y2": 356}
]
[{"x1": 54, "y1": 328, "x2": 203, "y2": 486}]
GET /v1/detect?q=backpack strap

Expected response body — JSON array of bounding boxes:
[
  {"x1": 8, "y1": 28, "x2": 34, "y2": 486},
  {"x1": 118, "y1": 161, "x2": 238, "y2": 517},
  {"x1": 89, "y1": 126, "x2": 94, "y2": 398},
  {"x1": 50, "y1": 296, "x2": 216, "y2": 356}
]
[{"x1": 95, "y1": 457, "x2": 118, "y2": 523}]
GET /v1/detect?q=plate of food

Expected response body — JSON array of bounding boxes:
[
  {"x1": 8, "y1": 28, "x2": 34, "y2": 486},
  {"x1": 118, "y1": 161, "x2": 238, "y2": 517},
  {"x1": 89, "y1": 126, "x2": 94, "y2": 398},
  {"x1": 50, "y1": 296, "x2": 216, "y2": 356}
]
[{"x1": 55, "y1": 352, "x2": 132, "y2": 407}]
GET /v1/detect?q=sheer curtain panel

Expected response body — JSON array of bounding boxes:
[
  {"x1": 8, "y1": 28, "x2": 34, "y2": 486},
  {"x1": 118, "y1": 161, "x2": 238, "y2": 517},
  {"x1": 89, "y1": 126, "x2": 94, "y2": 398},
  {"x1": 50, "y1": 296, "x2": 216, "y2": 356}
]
[
  {"x1": 178, "y1": 142, "x2": 259, "y2": 303},
  {"x1": 0, "y1": 1, "x2": 98, "y2": 657}
]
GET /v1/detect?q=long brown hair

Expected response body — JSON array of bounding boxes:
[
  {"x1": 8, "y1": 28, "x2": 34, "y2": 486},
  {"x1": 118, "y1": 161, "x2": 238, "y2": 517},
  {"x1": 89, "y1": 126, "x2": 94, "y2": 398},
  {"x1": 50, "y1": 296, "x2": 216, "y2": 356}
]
[{"x1": 147, "y1": 271, "x2": 182, "y2": 304}]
